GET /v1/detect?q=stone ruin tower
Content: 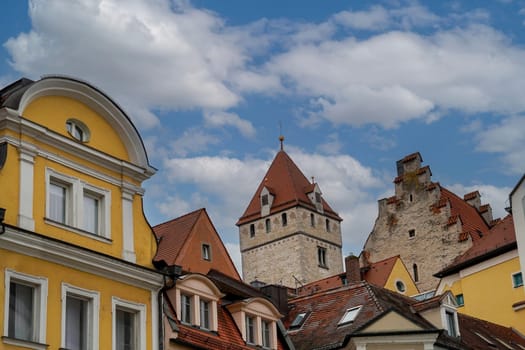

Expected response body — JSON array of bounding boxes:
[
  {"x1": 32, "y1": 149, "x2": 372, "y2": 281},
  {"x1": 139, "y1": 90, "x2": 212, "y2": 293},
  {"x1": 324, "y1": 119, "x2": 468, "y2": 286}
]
[
  {"x1": 237, "y1": 140, "x2": 343, "y2": 288},
  {"x1": 363, "y1": 152, "x2": 495, "y2": 292}
]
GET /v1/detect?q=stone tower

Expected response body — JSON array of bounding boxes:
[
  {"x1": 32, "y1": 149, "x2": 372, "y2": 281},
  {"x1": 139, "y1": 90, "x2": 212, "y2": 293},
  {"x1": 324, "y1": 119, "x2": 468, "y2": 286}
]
[
  {"x1": 363, "y1": 152, "x2": 495, "y2": 292},
  {"x1": 237, "y1": 142, "x2": 343, "y2": 288}
]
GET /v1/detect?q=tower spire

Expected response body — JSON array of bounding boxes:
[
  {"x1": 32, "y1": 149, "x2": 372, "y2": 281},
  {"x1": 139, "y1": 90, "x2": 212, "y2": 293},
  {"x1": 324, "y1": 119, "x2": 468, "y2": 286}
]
[{"x1": 279, "y1": 121, "x2": 284, "y2": 150}]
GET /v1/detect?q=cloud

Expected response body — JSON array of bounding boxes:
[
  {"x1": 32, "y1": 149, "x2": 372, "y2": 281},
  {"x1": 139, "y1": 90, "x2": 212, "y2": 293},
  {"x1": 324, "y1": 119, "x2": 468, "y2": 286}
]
[
  {"x1": 473, "y1": 116, "x2": 525, "y2": 175},
  {"x1": 225, "y1": 242, "x2": 242, "y2": 276},
  {"x1": 204, "y1": 111, "x2": 256, "y2": 137},
  {"x1": 446, "y1": 183, "x2": 513, "y2": 219}
]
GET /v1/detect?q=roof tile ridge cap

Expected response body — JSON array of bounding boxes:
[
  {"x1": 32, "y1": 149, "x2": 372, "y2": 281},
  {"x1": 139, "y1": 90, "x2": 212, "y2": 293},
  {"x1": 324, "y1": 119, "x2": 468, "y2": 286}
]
[
  {"x1": 363, "y1": 282, "x2": 385, "y2": 313},
  {"x1": 282, "y1": 151, "x2": 305, "y2": 203},
  {"x1": 153, "y1": 208, "x2": 205, "y2": 228}
]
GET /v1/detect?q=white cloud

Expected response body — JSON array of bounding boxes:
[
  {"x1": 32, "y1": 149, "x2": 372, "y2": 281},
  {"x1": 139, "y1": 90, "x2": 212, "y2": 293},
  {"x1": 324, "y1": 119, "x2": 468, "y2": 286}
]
[
  {"x1": 446, "y1": 183, "x2": 512, "y2": 219},
  {"x1": 170, "y1": 129, "x2": 221, "y2": 157},
  {"x1": 204, "y1": 111, "x2": 256, "y2": 137}
]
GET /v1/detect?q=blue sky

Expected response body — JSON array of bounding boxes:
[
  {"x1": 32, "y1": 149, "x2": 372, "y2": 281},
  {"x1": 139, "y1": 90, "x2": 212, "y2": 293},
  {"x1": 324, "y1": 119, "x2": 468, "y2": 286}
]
[{"x1": 1, "y1": 0, "x2": 524, "y2": 271}]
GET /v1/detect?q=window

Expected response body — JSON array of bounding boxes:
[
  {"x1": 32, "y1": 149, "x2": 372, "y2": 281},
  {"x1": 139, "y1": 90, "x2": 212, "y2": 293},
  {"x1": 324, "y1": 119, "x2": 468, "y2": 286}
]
[
  {"x1": 66, "y1": 119, "x2": 90, "y2": 142},
  {"x1": 413, "y1": 263, "x2": 419, "y2": 282},
  {"x1": 318, "y1": 247, "x2": 327, "y2": 268},
  {"x1": 265, "y1": 218, "x2": 271, "y2": 233},
  {"x1": 315, "y1": 192, "x2": 321, "y2": 203},
  {"x1": 281, "y1": 213, "x2": 287, "y2": 227},
  {"x1": 395, "y1": 280, "x2": 406, "y2": 293},
  {"x1": 261, "y1": 194, "x2": 269, "y2": 206},
  {"x1": 290, "y1": 312, "x2": 309, "y2": 329},
  {"x1": 112, "y1": 297, "x2": 145, "y2": 350},
  {"x1": 338, "y1": 306, "x2": 361, "y2": 325},
  {"x1": 408, "y1": 229, "x2": 415, "y2": 238},
  {"x1": 262, "y1": 320, "x2": 271, "y2": 348},
  {"x1": 310, "y1": 213, "x2": 315, "y2": 227},
  {"x1": 512, "y1": 272, "x2": 523, "y2": 288},
  {"x1": 446, "y1": 311, "x2": 458, "y2": 337},
  {"x1": 50, "y1": 181, "x2": 69, "y2": 224},
  {"x1": 202, "y1": 244, "x2": 211, "y2": 261},
  {"x1": 456, "y1": 294, "x2": 464, "y2": 306},
  {"x1": 3, "y1": 270, "x2": 47, "y2": 345},
  {"x1": 250, "y1": 224, "x2": 255, "y2": 237},
  {"x1": 61, "y1": 284, "x2": 99, "y2": 350},
  {"x1": 46, "y1": 169, "x2": 111, "y2": 239},
  {"x1": 245, "y1": 315, "x2": 255, "y2": 344},
  {"x1": 325, "y1": 219, "x2": 330, "y2": 232},
  {"x1": 181, "y1": 294, "x2": 192, "y2": 324},
  {"x1": 200, "y1": 300, "x2": 210, "y2": 330}
]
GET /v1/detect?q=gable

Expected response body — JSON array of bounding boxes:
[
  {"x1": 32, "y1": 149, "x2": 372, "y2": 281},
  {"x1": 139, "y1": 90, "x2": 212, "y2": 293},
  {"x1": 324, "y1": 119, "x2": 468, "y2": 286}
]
[
  {"x1": 359, "y1": 310, "x2": 425, "y2": 333},
  {"x1": 384, "y1": 258, "x2": 419, "y2": 296}
]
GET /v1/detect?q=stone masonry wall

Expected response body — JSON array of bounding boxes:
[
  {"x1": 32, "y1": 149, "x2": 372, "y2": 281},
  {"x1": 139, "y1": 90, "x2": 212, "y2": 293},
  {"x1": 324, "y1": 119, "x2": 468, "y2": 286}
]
[
  {"x1": 363, "y1": 158, "x2": 474, "y2": 292},
  {"x1": 240, "y1": 206, "x2": 343, "y2": 287}
]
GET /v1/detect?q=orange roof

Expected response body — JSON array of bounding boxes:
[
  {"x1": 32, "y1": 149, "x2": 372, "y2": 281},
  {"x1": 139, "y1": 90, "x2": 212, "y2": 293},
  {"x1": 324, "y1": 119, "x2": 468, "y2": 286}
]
[
  {"x1": 363, "y1": 255, "x2": 399, "y2": 287},
  {"x1": 237, "y1": 150, "x2": 341, "y2": 225},
  {"x1": 436, "y1": 215, "x2": 516, "y2": 277},
  {"x1": 439, "y1": 187, "x2": 490, "y2": 242}
]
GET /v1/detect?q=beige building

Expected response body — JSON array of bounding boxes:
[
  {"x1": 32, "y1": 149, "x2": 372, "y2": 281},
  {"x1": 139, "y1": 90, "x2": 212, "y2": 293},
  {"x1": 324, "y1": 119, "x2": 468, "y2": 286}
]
[
  {"x1": 363, "y1": 152, "x2": 495, "y2": 292},
  {"x1": 237, "y1": 141, "x2": 343, "y2": 288}
]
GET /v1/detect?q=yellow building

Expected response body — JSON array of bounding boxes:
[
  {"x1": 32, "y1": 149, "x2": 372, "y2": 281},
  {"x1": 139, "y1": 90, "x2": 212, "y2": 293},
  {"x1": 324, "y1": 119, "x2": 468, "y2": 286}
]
[
  {"x1": 0, "y1": 76, "x2": 164, "y2": 350},
  {"x1": 435, "y1": 215, "x2": 525, "y2": 334}
]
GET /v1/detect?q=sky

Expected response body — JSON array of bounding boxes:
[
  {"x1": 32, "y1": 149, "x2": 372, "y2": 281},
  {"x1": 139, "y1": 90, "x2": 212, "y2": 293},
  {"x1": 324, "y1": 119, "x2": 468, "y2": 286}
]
[{"x1": 1, "y1": 0, "x2": 524, "y2": 274}]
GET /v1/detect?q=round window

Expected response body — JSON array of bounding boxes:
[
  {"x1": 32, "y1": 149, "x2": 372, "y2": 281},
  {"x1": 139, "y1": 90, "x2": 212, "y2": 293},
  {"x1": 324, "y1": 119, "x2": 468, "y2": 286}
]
[
  {"x1": 66, "y1": 119, "x2": 90, "y2": 142},
  {"x1": 395, "y1": 280, "x2": 406, "y2": 293}
]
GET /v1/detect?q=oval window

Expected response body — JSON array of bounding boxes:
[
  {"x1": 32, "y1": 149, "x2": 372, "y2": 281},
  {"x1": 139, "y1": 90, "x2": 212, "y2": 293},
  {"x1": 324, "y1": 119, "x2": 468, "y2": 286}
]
[
  {"x1": 66, "y1": 119, "x2": 90, "y2": 142},
  {"x1": 395, "y1": 280, "x2": 406, "y2": 293}
]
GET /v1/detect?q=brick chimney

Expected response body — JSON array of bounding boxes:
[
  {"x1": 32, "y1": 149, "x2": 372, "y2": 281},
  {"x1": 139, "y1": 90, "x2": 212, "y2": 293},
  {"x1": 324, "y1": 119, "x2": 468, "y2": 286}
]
[{"x1": 345, "y1": 255, "x2": 361, "y2": 283}]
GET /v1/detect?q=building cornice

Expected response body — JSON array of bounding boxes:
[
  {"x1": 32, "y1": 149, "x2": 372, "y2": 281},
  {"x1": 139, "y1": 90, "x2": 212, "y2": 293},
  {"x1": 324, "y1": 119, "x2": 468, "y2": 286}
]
[{"x1": 1, "y1": 225, "x2": 164, "y2": 290}]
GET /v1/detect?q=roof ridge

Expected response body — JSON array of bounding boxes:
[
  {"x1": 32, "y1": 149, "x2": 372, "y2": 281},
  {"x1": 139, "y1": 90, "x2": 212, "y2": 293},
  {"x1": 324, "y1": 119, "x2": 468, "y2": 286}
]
[{"x1": 153, "y1": 207, "x2": 205, "y2": 229}]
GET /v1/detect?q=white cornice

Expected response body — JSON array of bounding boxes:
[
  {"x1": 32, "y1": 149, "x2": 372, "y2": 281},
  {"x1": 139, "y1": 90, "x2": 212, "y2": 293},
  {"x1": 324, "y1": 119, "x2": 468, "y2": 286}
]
[
  {"x1": 0, "y1": 226, "x2": 164, "y2": 290},
  {"x1": 0, "y1": 108, "x2": 155, "y2": 182}
]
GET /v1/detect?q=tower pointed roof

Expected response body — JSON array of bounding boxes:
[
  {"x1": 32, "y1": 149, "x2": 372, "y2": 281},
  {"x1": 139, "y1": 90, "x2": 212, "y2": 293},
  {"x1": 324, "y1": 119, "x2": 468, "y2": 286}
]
[{"x1": 237, "y1": 150, "x2": 341, "y2": 225}]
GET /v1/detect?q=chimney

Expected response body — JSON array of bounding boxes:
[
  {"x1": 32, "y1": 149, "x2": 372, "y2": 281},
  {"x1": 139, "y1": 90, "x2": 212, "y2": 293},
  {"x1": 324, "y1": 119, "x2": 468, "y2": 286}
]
[
  {"x1": 345, "y1": 255, "x2": 361, "y2": 283},
  {"x1": 464, "y1": 191, "x2": 481, "y2": 210},
  {"x1": 479, "y1": 204, "x2": 493, "y2": 225}
]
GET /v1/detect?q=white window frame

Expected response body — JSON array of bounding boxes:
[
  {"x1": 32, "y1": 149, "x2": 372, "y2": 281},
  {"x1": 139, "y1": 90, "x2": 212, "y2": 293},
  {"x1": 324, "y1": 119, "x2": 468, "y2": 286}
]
[
  {"x1": 3, "y1": 269, "x2": 48, "y2": 348},
  {"x1": 112, "y1": 297, "x2": 146, "y2": 350},
  {"x1": 61, "y1": 283, "x2": 100, "y2": 350},
  {"x1": 440, "y1": 305, "x2": 460, "y2": 337},
  {"x1": 245, "y1": 314, "x2": 256, "y2": 345},
  {"x1": 338, "y1": 305, "x2": 362, "y2": 325},
  {"x1": 202, "y1": 243, "x2": 211, "y2": 261},
  {"x1": 46, "y1": 168, "x2": 111, "y2": 240}
]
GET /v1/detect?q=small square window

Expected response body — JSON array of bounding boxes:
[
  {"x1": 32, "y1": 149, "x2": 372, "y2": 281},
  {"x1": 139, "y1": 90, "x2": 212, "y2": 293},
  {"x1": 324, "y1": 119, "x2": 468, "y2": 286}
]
[
  {"x1": 338, "y1": 306, "x2": 361, "y2": 325},
  {"x1": 408, "y1": 229, "x2": 415, "y2": 238},
  {"x1": 512, "y1": 272, "x2": 523, "y2": 288},
  {"x1": 456, "y1": 294, "x2": 464, "y2": 306},
  {"x1": 202, "y1": 244, "x2": 211, "y2": 261}
]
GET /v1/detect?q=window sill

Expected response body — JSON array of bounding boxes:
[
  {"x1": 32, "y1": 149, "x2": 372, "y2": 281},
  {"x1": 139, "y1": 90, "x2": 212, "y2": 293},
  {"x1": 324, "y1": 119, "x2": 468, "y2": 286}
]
[
  {"x1": 45, "y1": 218, "x2": 112, "y2": 243},
  {"x1": 318, "y1": 264, "x2": 329, "y2": 270},
  {"x1": 2, "y1": 336, "x2": 49, "y2": 350}
]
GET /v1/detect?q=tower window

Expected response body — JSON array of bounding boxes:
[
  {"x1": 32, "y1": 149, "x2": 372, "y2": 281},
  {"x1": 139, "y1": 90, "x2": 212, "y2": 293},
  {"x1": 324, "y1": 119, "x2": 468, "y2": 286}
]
[
  {"x1": 408, "y1": 229, "x2": 415, "y2": 238},
  {"x1": 317, "y1": 247, "x2": 327, "y2": 268},
  {"x1": 265, "y1": 218, "x2": 271, "y2": 233},
  {"x1": 249, "y1": 224, "x2": 255, "y2": 238},
  {"x1": 310, "y1": 213, "x2": 315, "y2": 227},
  {"x1": 202, "y1": 244, "x2": 211, "y2": 261},
  {"x1": 325, "y1": 219, "x2": 330, "y2": 232},
  {"x1": 282, "y1": 213, "x2": 287, "y2": 227},
  {"x1": 413, "y1": 263, "x2": 419, "y2": 282}
]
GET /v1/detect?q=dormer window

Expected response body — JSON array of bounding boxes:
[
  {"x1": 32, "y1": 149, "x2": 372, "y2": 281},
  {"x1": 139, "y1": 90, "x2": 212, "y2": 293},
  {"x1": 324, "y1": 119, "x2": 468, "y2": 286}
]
[
  {"x1": 260, "y1": 188, "x2": 274, "y2": 217},
  {"x1": 66, "y1": 119, "x2": 90, "y2": 142},
  {"x1": 315, "y1": 192, "x2": 321, "y2": 203},
  {"x1": 262, "y1": 194, "x2": 269, "y2": 206},
  {"x1": 290, "y1": 312, "x2": 309, "y2": 329},
  {"x1": 445, "y1": 310, "x2": 458, "y2": 336},
  {"x1": 338, "y1": 306, "x2": 361, "y2": 325}
]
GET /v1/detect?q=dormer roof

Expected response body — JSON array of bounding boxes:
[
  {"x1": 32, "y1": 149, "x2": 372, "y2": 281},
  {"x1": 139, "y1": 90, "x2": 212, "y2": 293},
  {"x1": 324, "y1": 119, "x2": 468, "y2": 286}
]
[{"x1": 237, "y1": 150, "x2": 341, "y2": 225}]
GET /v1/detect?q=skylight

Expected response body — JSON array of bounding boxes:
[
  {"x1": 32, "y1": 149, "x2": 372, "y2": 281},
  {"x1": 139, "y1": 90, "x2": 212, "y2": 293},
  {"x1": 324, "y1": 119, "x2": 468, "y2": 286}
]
[
  {"x1": 338, "y1": 306, "x2": 361, "y2": 325},
  {"x1": 290, "y1": 312, "x2": 309, "y2": 329}
]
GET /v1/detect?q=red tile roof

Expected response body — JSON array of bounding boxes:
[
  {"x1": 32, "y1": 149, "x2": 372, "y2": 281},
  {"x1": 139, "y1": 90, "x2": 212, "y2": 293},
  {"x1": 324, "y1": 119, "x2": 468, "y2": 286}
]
[
  {"x1": 153, "y1": 208, "x2": 202, "y2": 266},
  {"x1": 436, "y1": 215, "x2": 516, "y2": 277},
  {"x1": 363, "y1": 255, "x2": 399, "y2": 287},
  {"x1": 237, "y1": 150, "x2": 341, "y2": 225},
  {"x1": 457, "y1": 313, "x2": 525, "y2": 350}
]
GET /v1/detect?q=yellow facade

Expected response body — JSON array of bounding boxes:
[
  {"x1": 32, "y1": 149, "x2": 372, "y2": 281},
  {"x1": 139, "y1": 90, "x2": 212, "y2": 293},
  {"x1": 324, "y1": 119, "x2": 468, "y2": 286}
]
[
  {"x1": 438, "y1": 253, "x2": 525, "y2": 334},
  {"x1": 0, "y1": 76, "x2": 163, "y2": 349},
  {"x1": 383, "y1": 258, "x2": 420, "y2": 296}
]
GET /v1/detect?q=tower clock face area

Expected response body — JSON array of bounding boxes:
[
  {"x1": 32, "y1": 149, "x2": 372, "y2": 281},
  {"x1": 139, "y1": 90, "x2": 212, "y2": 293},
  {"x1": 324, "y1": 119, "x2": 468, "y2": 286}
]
[{"x1": 238, "y1": 148, "x2": 343, "y2": 288}]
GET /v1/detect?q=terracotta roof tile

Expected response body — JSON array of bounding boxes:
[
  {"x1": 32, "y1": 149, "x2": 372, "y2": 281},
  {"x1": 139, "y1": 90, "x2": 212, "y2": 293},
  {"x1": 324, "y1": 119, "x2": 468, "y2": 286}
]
[
  {"x1": 362, "y1": 255, "x2": 399, "y2": 287},
  {"x1": 463, "y1": 191, "x2": 480, "y2": 201},
  {"x1": 237, "y1": 150, "x2": 341, "y2": 225},
  {"x1": 457, "y1": 313, "x2": 525, "y2": 350},
  {"x1": 153, "y1": 208, "x2": 203, "y2": 266},
  {"x1": 436, "y1": 215, "x2": 516, "y2": 277}
]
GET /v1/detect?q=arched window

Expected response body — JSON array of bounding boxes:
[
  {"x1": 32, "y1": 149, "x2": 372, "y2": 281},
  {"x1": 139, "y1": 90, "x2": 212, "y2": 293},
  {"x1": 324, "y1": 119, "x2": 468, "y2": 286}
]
[
  {"x1": 413, "y1": 263, "x2": 419, "y2": 282},
  {"x1": 265, "y1": 218, "x2": 271, "y2": 233},
  {"x1": 310, "y1": 213, "x2": 315, "y2": 227},
  {"x1": 281, "y1": 213, "x2": 287, "y2": 227},
  {"x1": 325, "y1": 219, "x2": 330, "y2": 232}
]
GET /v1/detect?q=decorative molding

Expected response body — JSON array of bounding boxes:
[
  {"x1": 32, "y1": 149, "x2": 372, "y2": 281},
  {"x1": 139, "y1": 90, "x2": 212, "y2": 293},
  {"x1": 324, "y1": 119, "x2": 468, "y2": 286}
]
[{"x1": 1, "y1": 226, "x2": 164, "y2": 290}]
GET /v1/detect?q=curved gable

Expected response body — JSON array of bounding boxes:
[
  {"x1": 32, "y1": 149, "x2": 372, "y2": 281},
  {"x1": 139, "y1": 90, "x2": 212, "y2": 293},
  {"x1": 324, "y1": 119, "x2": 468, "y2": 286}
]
[
  {"x1": 178, "y1": 274, "x2": 224, "y2": 300},
  {"x1": 14, "y1": 76, "x2": 152, "y2": 171}
]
